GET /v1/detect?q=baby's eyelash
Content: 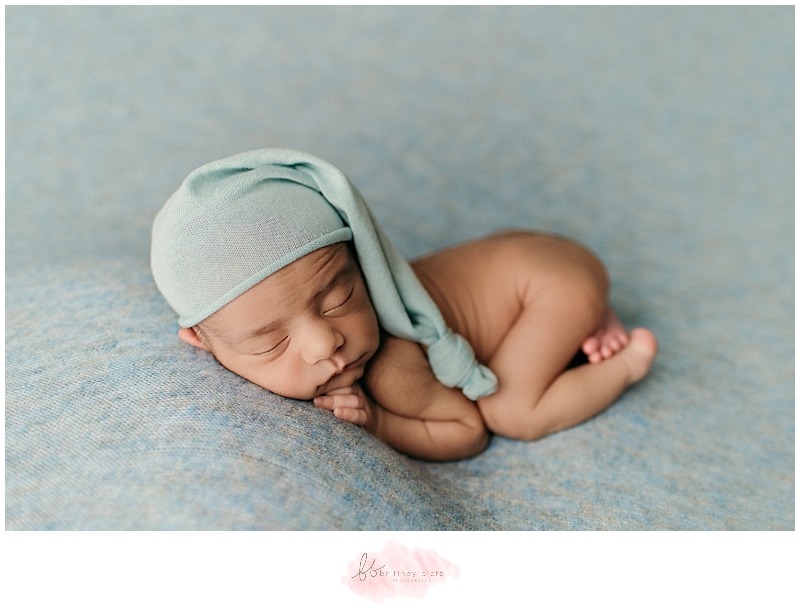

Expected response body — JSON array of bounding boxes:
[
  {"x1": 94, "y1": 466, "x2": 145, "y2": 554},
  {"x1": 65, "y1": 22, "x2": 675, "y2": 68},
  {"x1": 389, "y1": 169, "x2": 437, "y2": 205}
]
[
  {"x1": 324, "y1": 287, "x2": 353, "y2": 314},
  {"x1": 256, "y1": 337, "x2": 287, "y2": 355}
]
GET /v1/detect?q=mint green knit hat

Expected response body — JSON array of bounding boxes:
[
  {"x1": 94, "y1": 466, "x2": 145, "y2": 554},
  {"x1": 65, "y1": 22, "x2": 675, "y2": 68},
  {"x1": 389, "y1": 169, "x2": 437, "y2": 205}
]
[{"x1": 151, "y1": 148, "x2": 497, "y2": 400}]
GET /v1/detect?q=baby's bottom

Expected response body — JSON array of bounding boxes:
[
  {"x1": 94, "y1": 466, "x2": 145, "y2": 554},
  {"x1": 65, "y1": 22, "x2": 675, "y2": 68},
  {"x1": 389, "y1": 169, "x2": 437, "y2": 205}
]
[{"x1": 474, "y1": 232, "x2": 657, "y2": 440}]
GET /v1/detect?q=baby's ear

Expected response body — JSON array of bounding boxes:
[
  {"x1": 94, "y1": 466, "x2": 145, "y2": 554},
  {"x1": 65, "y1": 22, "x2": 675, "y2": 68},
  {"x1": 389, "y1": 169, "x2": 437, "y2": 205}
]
[{"x1": 178, "y1": 327, "x2": 210, "y2": 351}]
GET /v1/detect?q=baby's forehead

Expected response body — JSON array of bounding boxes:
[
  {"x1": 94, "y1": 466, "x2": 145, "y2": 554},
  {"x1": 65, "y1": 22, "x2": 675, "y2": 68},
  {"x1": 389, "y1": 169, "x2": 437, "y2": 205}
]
[{"x1": 266, "y1": 241, "x2": 355, "y2": 287}]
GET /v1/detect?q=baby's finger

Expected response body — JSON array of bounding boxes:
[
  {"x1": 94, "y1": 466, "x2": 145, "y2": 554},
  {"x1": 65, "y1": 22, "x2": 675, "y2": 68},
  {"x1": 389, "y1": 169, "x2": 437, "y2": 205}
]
[
  {"x1": 333, "y1": 406, "x2": 367, "y2": 426},
  {"x1": 314, "y1": 394, "x2": 361, "y2": 411},
  {"x1": 313, "y1": 395, "x2": 338, "y2": 410},
  {"x1": 323, "y1": 385, "x2": 358, "y2": 396}
]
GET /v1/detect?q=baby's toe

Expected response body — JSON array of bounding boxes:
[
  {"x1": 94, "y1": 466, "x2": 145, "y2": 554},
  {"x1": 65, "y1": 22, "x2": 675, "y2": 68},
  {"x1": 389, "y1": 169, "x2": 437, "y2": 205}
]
[
  {"x1": 587, "y1": 350, "x2": 603, "y2": 364},
  {"x1": 582, "y1": 337, "x2": 600, "y2": 355}
]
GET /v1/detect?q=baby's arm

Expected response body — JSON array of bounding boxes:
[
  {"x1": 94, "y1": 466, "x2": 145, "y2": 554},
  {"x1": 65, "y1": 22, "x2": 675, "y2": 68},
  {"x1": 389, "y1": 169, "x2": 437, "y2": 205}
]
[{"x1": 314, "y1": 335, "x2": 488, "y2": 461}]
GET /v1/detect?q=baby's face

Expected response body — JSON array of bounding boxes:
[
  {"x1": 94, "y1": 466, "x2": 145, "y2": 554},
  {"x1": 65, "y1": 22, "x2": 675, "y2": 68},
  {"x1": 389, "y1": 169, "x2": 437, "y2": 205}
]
[{"x1": 198, "y1": 243, "x2": 380, "y2": 400}]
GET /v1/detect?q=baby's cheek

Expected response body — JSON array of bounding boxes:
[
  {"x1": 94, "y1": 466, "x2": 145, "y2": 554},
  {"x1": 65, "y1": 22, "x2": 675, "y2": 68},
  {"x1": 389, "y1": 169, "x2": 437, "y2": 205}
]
[
  {"x1": 234, "y1": 361, "x2": 310, "y2": 400},
  {"x1": 361, "y1": 304, "x2": 381, "y2": 346},
  {"x1": 268, "y1": 380, "x2": 318, "y2": 401}
]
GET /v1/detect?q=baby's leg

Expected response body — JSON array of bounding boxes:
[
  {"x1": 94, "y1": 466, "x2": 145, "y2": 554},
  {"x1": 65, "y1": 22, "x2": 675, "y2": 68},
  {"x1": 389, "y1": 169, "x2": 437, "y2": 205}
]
[{"x1": 476, "y1": 236, "x2": 657, "y2": 441}]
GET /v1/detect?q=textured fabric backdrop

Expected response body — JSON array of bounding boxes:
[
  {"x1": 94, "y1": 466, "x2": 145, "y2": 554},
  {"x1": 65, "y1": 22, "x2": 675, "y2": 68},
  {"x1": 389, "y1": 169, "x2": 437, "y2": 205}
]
[{"x1": 6, "y1": 6, "x2": 794, "y2": 530}]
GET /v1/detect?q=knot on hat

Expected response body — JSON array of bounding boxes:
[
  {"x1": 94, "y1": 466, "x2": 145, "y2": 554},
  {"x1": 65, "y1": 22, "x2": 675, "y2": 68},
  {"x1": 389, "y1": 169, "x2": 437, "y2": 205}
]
[{"x1": 427, "y1": 331, "x2": 498, "y2": 400}]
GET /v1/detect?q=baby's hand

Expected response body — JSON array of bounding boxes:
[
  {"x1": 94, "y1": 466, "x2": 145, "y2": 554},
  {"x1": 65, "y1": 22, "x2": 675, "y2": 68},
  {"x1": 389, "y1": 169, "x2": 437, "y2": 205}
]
[{"x1": 313, "y1": 383, "x2": 378, "y2": 432}]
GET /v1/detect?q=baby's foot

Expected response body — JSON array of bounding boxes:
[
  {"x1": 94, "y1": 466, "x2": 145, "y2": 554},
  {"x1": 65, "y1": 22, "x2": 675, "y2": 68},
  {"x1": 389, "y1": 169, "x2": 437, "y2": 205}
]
[
  {"x1": 582, "y1": 307, "x2": 630, "y2": 364},
  {"x1": 620, "y1": 327, "x2": 659, "y2": 384}
]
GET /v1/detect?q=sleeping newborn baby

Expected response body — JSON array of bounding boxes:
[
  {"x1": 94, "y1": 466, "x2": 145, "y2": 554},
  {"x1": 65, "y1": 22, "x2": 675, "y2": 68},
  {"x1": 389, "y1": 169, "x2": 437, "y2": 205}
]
[{"x1": 152, "y1": 149, "x2": 657, "y2": 461}]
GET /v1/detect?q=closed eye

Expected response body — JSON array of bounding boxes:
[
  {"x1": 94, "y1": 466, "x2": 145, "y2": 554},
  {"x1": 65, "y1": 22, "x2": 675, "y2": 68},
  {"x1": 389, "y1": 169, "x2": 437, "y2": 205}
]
[
  {"x1": 255, "y1": 336, "x2": 288, "y2": 355},
  {"x1": 323, "y1": 287, "x2": 353, "y2": 314}
]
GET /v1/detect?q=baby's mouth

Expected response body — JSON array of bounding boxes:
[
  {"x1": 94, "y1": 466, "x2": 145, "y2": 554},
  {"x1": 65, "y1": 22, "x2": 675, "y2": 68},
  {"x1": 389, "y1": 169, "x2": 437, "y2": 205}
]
[
  {"x1": 316, "y1": 346, "x2": 377, "y2": 397},
  {"x1": 336, "y1": 353, "x2": 366, "y2": 375},
  {"x1": 336, "y1": 357, "x2": 361, "y2": 374}
]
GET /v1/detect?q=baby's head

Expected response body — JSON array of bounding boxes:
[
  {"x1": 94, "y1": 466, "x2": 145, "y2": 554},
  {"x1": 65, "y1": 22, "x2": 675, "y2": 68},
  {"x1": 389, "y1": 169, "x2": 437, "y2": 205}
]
[
  {"x1": 151, "y1": 150, "x2": 382, "y2": 399},
  {"x1": 178, "y1": 241, "x2": 380, "y2": 400},
  {"x1": 152, "y1": 148, "x2": 498, "y2": 403}
]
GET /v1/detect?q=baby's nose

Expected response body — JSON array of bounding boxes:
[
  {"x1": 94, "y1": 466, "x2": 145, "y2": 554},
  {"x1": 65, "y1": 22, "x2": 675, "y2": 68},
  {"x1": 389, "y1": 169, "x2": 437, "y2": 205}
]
[{"x1": 300, "y1": 320, "x2": 344, "y2": 364}]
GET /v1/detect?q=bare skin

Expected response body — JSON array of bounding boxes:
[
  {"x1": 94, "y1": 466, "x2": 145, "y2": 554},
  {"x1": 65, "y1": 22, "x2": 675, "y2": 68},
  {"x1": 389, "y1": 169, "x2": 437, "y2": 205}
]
[{"x1": 178, "y1": 231, "x2": 658, "y2": 461}]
